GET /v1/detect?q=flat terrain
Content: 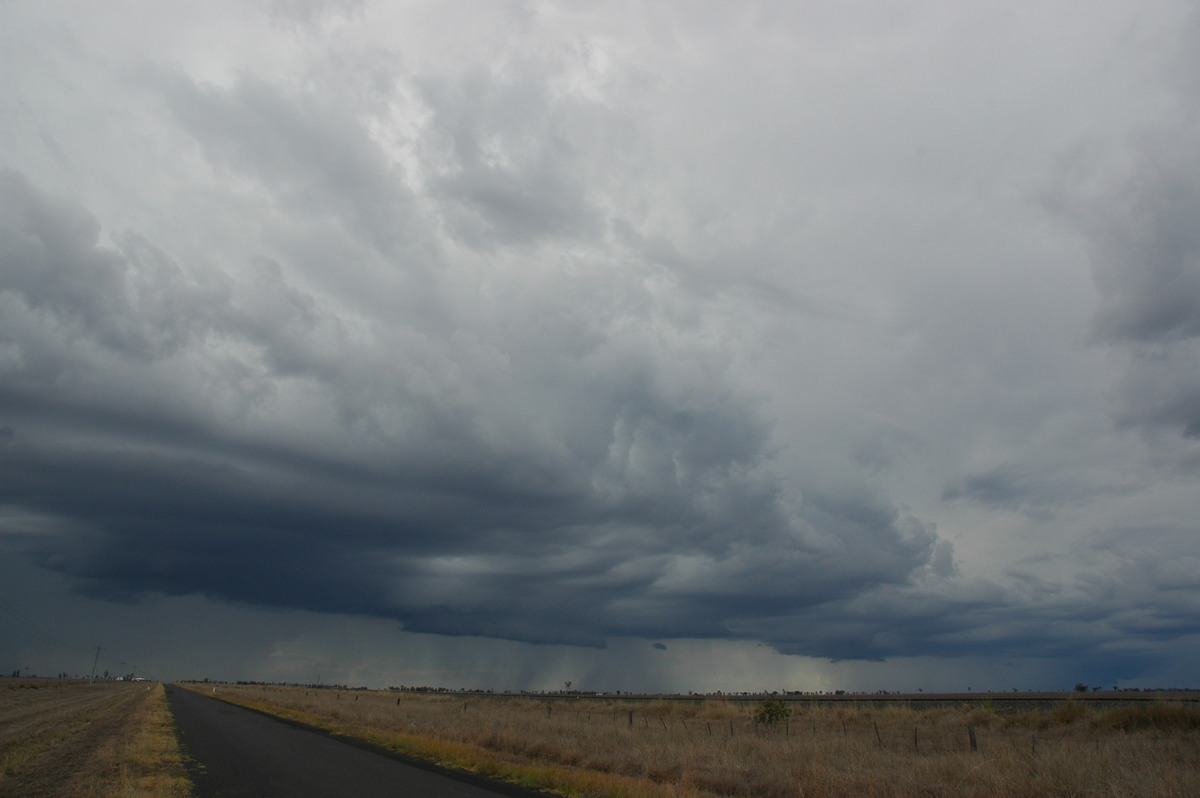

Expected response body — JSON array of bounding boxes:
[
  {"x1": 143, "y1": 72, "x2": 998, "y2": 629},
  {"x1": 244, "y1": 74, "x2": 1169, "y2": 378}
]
[
  {"x1": 167, "y1": 685, "x2": 549, "y2": 798},
  {"x1": 200, "y1": 684, "x2": 1200, "y2": 797},
  {"x1": 0, "y1": 678, "x2": 189, "y2": 798}
]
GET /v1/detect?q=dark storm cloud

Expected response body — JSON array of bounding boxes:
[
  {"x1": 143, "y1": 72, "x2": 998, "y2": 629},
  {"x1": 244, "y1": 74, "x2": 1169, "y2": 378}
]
[
  {"x1": 0, "y1": 163, "x2": 943, "y2": 659},
  {"x1": 740, "y1": 551, "x2": 1200, "y2": 678},
  {"x1": 7, "y1": 0, "x2": 1200, "y2": 690}
]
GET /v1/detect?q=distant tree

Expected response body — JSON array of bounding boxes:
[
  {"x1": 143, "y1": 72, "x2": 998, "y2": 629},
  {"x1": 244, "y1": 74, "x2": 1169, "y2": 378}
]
[{"x1": 1074, "y1": 683, "x2": 1089, "y2": 693}]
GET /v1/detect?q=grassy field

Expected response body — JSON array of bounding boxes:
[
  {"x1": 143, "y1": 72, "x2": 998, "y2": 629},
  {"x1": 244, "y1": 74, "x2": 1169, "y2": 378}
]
[
  {"x1": 0, "y1": 678, "x2": 191, "y2": 798},
  {"x1": 193, "y1": 684, "x2": 1200, "y2": 797}
]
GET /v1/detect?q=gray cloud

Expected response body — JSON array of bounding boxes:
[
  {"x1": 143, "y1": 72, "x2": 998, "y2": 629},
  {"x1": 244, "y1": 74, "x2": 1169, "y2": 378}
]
[
  {"x1": 151, "y1": 69, "x2": 423, "y2": 263},
  {"x1": 1052, "y1": 6, "x2": 1200, "y2": 446},
  {"x1": 266, "y1": 0, "x2": 365, "y2": 27},
  {"x1": 3, "y1": 0, "x2": 1199, "y2": 691},
  {"x1": 0, "y1": 165, "x2": 943, "y2": 658},
  {"x1": 418, "y1": 64, "x2": 611, "y2": 248},
  {"x1": 941, "y1": 464, "x2": 1138, "y2": 519},
  {"x1": 0, "y1": 170, "x2": 196, "y2": 360},
  {"x1": 1086, "y1": 141, "x2": 1200, "y2": 346}
]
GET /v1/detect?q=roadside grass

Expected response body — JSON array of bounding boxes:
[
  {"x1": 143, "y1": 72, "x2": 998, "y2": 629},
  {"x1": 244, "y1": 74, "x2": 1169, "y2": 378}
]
[
  {"x1": 177, "y1": 683, "x2": 693, "y2": 798},
  {"x1": 0, "y1": 678, "x2": 191, "y2": 798},
  {"x1": 191, "y1": 684, "x2": 1200, "y2": 797},
  {"x1": 85, "y1": 681, "x2": 192, "y2": 798}
]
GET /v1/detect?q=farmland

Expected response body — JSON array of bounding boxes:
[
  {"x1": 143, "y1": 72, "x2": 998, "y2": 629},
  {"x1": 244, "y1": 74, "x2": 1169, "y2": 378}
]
[
  {"x1": 0, "y1": 678, "x2": 190, "y2": 798},
  {"x1": 192, "y1": 684, "x2": 1200, "y2": 797}
]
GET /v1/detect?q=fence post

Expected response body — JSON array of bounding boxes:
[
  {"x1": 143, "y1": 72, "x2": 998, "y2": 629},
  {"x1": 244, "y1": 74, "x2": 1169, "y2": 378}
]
[
  {"x1": 967, "y1": 723, "x2": 978, "y2": 752},
  {"x1": 874, "y1": 722, "x2": 882, "y2": 748},
  {"x1": 628, "y1": 711, "x2": 633, "y2": 727}
]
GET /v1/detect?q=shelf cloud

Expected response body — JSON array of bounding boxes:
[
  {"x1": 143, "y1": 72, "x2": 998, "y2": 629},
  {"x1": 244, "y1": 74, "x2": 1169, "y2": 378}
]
[{"x1": 2, "y1": 0, "x2": 1198, "y2": 691}]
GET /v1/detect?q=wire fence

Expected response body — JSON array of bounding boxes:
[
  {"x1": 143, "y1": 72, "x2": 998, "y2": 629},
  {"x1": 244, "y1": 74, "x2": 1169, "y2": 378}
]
[
  {"x1": 227, "y1": 685, "x2": 1200, "y2": 765},
  {"x1": 501, "y1": 702, "x2": 1200, "y2": 758}
]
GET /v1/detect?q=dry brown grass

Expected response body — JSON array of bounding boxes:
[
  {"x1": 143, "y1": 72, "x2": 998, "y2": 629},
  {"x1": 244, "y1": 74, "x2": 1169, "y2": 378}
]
[
  {"x1": 197, "y1": 685, "x2": 1200, "y2": 797},
  {"x1": 0, "y1": 678, "x2": 191, "y2": 798}
]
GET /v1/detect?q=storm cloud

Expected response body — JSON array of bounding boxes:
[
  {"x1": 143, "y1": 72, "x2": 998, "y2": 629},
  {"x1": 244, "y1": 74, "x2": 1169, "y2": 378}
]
[
  {"x1": 3, "y1": 0, "x2": 1199, "y2": 691},
  {"x1": 0, "y1": 163, "x2": 932, "y2": 654}
]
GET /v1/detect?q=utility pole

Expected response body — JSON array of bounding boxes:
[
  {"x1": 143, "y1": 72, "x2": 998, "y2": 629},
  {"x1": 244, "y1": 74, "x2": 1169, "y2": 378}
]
[{"x1": 89, "y1": 646, "x2": 103, "y2": 684}]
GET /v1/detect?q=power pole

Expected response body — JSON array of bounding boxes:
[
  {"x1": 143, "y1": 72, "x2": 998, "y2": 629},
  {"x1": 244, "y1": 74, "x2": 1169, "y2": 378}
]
[{"x1": 89, "y1": 646, "x2": 103, "y2": 684}]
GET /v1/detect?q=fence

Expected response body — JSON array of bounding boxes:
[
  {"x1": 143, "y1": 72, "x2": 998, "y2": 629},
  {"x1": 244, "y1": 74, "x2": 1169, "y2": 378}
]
[
  {"x1": 447, "y1": 698, "x2": 1200, "y2": 758},
  {"x1": 214, "y1": 685, "x2": 1200, "y2": 796}
]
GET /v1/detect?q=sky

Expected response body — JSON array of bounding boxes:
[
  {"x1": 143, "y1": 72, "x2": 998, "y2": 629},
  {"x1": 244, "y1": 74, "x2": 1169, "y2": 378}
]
[{"x1": 2, "y1": 0, "x2": 1199, "y2": 694}]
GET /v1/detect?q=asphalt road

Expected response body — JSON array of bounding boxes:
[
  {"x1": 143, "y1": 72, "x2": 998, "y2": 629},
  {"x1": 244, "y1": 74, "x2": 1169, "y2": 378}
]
[{"x1": 165, "y1": 685, "x2": 548, "y2": 798}]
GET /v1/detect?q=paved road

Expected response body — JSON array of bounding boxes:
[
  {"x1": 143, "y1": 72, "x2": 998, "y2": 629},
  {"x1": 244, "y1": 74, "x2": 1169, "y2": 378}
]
[{"x1": 166, "y1": 685, "x2": 547, "y2": 798}]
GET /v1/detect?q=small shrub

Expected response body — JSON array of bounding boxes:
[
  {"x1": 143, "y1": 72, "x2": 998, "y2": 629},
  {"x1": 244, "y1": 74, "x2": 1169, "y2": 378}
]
[{"x1": 754, "y1": 698, "x2": 791, "y2": 725}]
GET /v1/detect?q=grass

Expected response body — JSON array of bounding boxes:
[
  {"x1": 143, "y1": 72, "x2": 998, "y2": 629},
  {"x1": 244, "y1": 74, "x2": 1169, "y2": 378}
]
[
  {"x1": 0, "y1": 678, "x2": 191, "y2": 798},
  {"x1": 190, "y1": 685, "x2": 1200, "y2": 797}
]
